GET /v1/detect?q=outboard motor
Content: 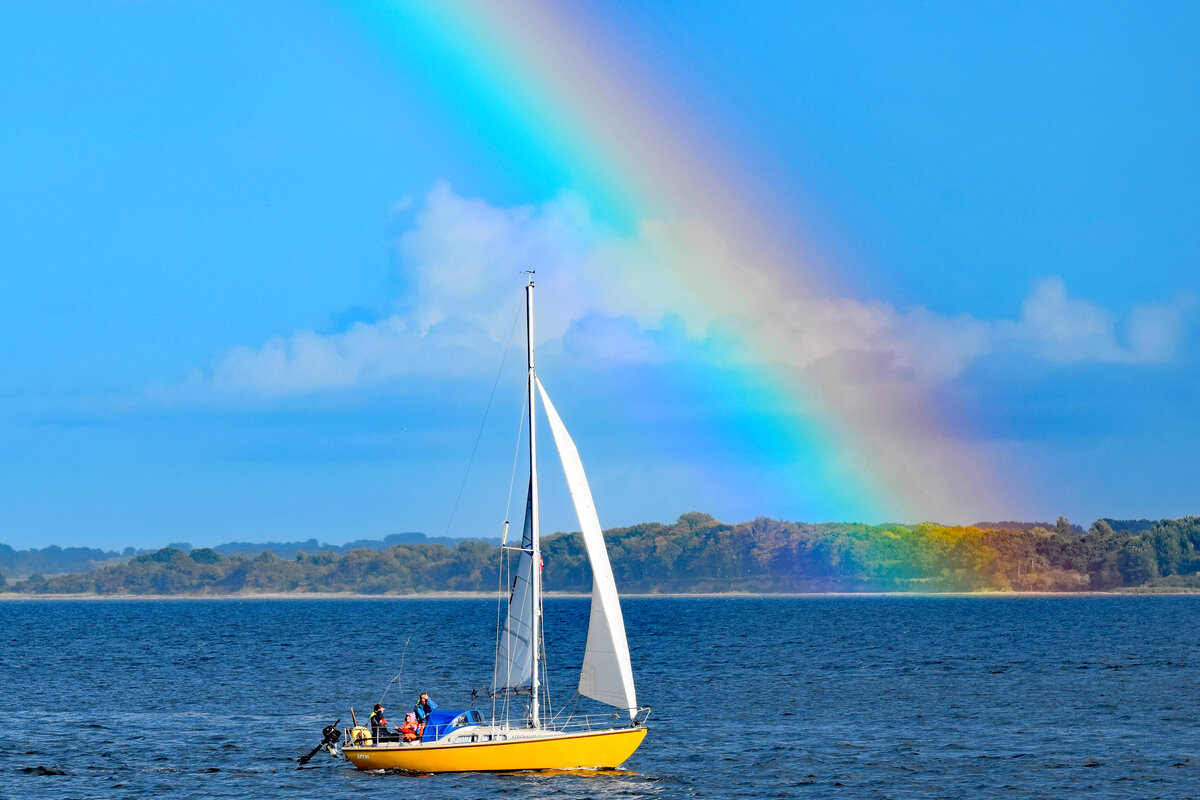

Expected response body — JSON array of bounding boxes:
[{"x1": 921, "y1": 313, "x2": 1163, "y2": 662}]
[{"x1": 298, "y1": 720, "x2": 342, "y2": 767}]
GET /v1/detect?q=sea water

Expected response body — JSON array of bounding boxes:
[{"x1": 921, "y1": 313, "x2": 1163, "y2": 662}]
[{"x1": 1, "y1": 596, "x2": 1198, "y2": 799}]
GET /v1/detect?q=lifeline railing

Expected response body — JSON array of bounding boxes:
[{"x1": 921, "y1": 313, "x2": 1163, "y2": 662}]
[
  {"x1": 546, "y1": 707, "x2": 652, "y2": 733},
  {"x1": 342, "y1": 707, "x2": 651, "y2": 747},
  {"x1": 342, "y1": 719, "x2": 501, "y2": 747}
]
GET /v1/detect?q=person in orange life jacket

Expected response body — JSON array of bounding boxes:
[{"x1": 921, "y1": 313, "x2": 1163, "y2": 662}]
[
  {"x1": 414, "y1": 692, "x2": 438, "y2": 728},
  {"x1": 400, "y1": 712, "x2": 422, "y2": 742},
  {"x1": 369, "y1": 703, "x2": 400, "y2": 743}
]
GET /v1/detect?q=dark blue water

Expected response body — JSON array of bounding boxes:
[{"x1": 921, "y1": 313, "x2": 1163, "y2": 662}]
[{"x1": 1, "y1": 596, "x2": 1198, "y2": 799}]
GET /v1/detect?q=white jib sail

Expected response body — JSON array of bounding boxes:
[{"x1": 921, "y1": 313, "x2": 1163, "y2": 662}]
[
  {"x1": 493, "y1": 479, "x2": 536, "y2": 695},
  {"x1": 535, "y1": 378, "x2": 638, "y2": 717}
]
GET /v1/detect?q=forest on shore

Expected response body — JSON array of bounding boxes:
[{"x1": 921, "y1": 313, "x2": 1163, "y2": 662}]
[{"x1": 3, "y1": 513, "x2": 1198, "y2": 595}]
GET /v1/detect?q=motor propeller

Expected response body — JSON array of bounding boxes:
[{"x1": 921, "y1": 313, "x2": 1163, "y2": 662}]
[{"x1": 297, "y1": 720, "x2": 341, "y2": 768}]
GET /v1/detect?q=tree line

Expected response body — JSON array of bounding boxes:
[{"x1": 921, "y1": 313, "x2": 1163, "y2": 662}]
[
  {"x1": 0, "y1": 543, "x2": 126, "y2": 579},
  {"x1": 0, "y1": 532, "x2": 487, "y2": 579},
  {"x1": 3, "y1": 513, "x2": 1199, "y2": 595}
]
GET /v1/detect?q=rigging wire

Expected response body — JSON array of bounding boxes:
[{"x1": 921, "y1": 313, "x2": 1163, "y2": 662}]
[
  {"x1": 550, "y1": 691, "x2": 581, "y2": 726},
  {"x1": 502, "y1": 382, "x2": 530, "y2": 535},
  {"x1": 442, "y1": 301, "x2": 523, "y2": 538},
  {"x1": 378, "y1": 633, "x2": 413, "y2": 707},
  {"x1": 538, "y1": 564, "x2": 552, "y2": 722},
  {"x1": 492, "y1": 519, "x2": 506, "y2": 728},
  {"x1": 493, "y1": 379, "x2": 529, "y2": 729}
]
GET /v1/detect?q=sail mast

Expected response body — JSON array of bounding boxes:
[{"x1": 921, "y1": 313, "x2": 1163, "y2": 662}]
[{"x1": 525, "y1": 275, "x2": 541, "y2": 729}]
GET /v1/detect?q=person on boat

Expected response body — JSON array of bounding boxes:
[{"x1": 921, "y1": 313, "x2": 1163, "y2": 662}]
[
  {"x1": 369, "y1": 703, "x2": 400, "y2": 743},
  {"x1": 399, "y1": 712, "x2": 422, "y2": 742},
  {"x1": 413, "y1": 693, "x2": 438, "y2": 728}
]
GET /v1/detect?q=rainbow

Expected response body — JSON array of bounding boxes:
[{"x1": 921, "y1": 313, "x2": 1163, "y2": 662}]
[{"x1": 340, "y1": 0, "x2": 1011, "y2": 524}]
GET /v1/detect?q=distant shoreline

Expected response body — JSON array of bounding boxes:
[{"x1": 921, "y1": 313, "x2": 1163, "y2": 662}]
[
  {"x1": 8, "y1": 515, "x2": 1197, "y2": 597},
  {"x1": 2, "y1": 589, "x2": 1197, "y2": 601}
]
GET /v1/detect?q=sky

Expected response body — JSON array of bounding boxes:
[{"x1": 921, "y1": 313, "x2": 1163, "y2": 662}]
[{"x1": 1, "y1": 0, "x2": 1197, "y2": 550}]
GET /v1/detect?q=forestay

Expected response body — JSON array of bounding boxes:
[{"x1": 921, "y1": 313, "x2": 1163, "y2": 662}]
[
  {"x1": 492, "y1": 480, "x2": 536, "y2": 695},
  {"x1": 536, "y1": 379, "x2": 638, "y2": 717}
]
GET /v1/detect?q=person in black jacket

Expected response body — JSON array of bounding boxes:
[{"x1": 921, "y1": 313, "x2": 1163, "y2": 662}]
[{"x1": 369, "y1": 703, "x2": 400, "y2": 743}]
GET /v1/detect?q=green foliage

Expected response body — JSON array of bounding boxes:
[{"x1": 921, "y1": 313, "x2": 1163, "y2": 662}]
[
  {"x1": 136, "y1": 547, "x2": 187, "y2": 564},
  {"x1": 190, "y1": 548, "x2": 224, "y2": 565},
  {"x1": 8, "y1": 515, "x2": 1200, "y2": 595}
]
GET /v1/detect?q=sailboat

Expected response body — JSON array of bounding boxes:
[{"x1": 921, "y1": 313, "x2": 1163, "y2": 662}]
[{"x1": 339, "y1": 277, "x2": 649, "y2": 773}]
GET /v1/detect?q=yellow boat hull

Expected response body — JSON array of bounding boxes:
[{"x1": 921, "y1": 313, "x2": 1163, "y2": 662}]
[{"x1": 342, "y1": 726, "x2": 647, "y2": 773}]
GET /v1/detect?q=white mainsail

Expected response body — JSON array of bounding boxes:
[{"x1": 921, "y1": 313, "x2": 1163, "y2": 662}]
[
  {"x1": 492, "y1": 479, "x2": 536, "y2": 695},
  {"x1": 535, "y1": 378, "x2": 638, "y2": 717}
]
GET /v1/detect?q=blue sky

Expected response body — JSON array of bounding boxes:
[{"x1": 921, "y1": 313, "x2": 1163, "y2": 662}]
[{"x1": 1, "y1": 1, "x2": 1197, "y2": 550}]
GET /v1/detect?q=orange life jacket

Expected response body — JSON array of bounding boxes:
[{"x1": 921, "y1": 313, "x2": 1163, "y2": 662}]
[{"x1": 400, "y1": 721, "x2": 421, "y2": 741}]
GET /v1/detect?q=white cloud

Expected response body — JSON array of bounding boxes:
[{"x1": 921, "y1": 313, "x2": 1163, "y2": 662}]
[
  {"x1": 170, "y1": 184, "x2": 1196, "y2": 400},
  {"x1": 1000, "y1": 276, "x2": 1195, "y2": 364},
  {"x1": 395, "y1": 182, "x2": 605, "y2": 344},
  {"x1": 1126, "y1": 297, "x2": 1194, "y2": 362},
  {"x1": 148, "y1": 183, "x2": 1200, "y2": 526},
  {"x1": 204, "y1": 316, "x2": 497, "y2": 395}
]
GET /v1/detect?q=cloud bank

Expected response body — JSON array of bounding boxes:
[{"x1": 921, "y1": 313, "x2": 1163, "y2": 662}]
[
  {"x1": 158, "y1": 183, "x2": 1195, "y2": 523},
  {"x1": 176, "y1": 183, "x2": 1194, "y2": 400}
]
